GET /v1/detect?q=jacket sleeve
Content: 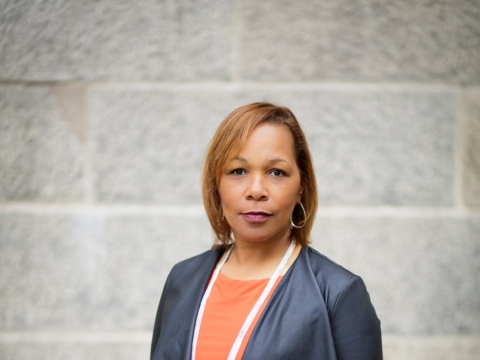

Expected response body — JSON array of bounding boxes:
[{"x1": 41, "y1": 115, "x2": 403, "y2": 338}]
[
  {"x1": 150, "y1": 273, "x2": 172, "y2": 360},
  {"x1": 330, "y1": 275, "x2": 383, "y2": 360}
]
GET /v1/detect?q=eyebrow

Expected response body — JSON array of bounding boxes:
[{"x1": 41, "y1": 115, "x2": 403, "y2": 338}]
[
  {"x1": 233, "y1": 157, "x2": 290, "y2": 166},
  {"x1": 268, "y1": 158, "x2": 289, "y2": 165}
]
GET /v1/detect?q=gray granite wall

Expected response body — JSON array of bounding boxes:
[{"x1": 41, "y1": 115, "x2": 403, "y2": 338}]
[{"x1": 1, "y1": 1, "x2": 479, "y2": 359}]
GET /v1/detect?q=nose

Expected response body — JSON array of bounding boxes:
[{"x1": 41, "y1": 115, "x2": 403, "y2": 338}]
[{"x1": 245, "y1": 174, "x2": 268, "y2": 201}]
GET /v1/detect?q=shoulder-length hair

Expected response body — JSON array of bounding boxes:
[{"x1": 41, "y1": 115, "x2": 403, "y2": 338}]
[{"x1": 202, "y1": 102, "x2": 317, "y2": 247}]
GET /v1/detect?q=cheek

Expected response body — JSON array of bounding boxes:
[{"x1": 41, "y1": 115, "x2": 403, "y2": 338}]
[
  {"x1": 218, "y1": 178, "x2": 228, "y2": 202},
  {"x1": 276, "y1": 190, "x2": 300, "y2": 216},
  {"x1": 218, "y1": 181, "x2": 238, "y2": 210},
  {"x1": 281, "y1": 180, "x2": 302, "y2": 204}
]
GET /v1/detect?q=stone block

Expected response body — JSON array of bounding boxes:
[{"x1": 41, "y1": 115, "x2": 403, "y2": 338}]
[
  {"x1": 265, "y1": 88, "x2": 457, "y2": 206},
  {"x1": 310, "y1": 214, "x2": 480, "y2": 335},
  {"x1": 383, "y1": 335, "x2": 480, "y2": 360},
  {"x1": 1, "y1": 334, "x2": 479, "y2": 360},
  {"x1": 243, "y1": 87, "x2": 456, "y2": 206},
  {"x1": 90, "y1": 86, "x2": 252, "y2": 204},
  {"x1": 0, "y1": 211, "x2": 212, "y2": 331},
  {"x1": 462, "y1": 91, "x2": 480, "y2": 207},
  {"x1": 239, "y1": 0, "x2": 480, "y2": 84},
  {"x1": 0, "y1": 340, "x2": 149, "y2": 360},
  {"x1": 1, "y1": 210, "x2": 479, "y2": 337},
  {"x1": 91, "y1": 86, "x2": 456, "y2": 206},
  {"x1": 0, "y1": 86, "x2": 84, "y2": 201},
  {"x1": 0, "y1": 0, "x2": 233, "y2": 81}
]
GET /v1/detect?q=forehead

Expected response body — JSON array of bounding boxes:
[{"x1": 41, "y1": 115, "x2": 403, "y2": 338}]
[{"x1": 237, "y1": 123, "x2": 296, "y2": 159}]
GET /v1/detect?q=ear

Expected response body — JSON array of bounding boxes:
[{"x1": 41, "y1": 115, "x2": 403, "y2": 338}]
[{"x1": 296, "y1": 187, "x2": 303, "y2": 203}]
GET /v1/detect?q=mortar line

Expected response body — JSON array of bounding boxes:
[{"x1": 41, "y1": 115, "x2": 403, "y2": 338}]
[
  {"x1": 231, "y1": 0, "x2": 242, "y2": 82},
  {"x1": 0, "y1": 203, "x2": 206, "y2": 215},
  {"x1": 381, "y1": 334, "x2": 480, "y2": 344},
  {"x1": 86, "y1": 82, "x2": 458, "y2": 92},
  {"x1": 0, "y1": 331, "x2": 478, "y2": 343},
  {"x1": 0, "y1": 80, "x2": 90, "y2": 86},
  {"x1": 0, "y1": 203, "x2": 479, "y2": 217},
  {"x1": 84, "y1": 85, "x2": 95, "y2": 204},
  {"x1": 453, "y1": 87, "x2": 466, "y2": 209},
  {"x1": 0, "y1": 331, "x2": 151, "y2": 343},
  {"x1": 0, "y1": 81, "x2": 460, "y2": 92}
]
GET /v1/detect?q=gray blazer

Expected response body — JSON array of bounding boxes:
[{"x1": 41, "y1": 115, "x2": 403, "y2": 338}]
[{"x1": 151, "y1": 246, "x2": 383, "y2": 360}]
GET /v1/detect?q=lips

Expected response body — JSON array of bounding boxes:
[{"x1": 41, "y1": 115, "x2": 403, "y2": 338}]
[{"x1": 241, "y1": 211, "x2": 272, "y2": 223}]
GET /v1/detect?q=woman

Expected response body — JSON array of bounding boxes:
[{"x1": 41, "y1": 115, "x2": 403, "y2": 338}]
[{"x1": 151, "y1": 103, "x2": 383, "y2": 360}]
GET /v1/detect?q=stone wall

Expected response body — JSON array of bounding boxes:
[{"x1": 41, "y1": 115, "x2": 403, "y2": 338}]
[{"x1": 1, "y1": 1, "x2": 479, "y2": 359}]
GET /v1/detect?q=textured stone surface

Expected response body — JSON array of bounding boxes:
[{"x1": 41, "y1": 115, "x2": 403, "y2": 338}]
[
  {"x1": 2, "y1": 335, "x2": 480, "y2": 360},
  {"x1": 0, "y1": 341, "x2": 149, "y2": 360},
  {"x1": 91, "y1": 86, "x2": 456, "y2": 206},
  {"x1": 0, "y1": 86, "x2": 84, "y2": 201},
  {"x1": 0, "y1": 1, "x2": 478, "y2": 358},
  {"x1": 462, "y1": 91, "x2": 480, "y2": 207},
  {"x1": 239, "y1": 0, "x2": 480, "y2": 83},
  {"x1": 383, "y1": 335, "x2": 480, "y2": 360},
  {"x1": 310, "y1": 214, "x2": 480, "y2": 335},
  {"x1": 0, "y1": 0, "x2": 232, "y2": 81},
  {"x1": 0, "y1": 211, "x2": 212, "y2": 330},
  {"x1": 90, "y1": 86, "x2": 251, "y2": 204},
  {"x1": 1, "y1": 210, "x2": 478, "y2": 335},
  {"x1": 0, "y1": 335, "x2": 479, "y2": 360},
  {"x1": 51, "y1": 85, "x2": 88, "y2": 144},
  {"x1": 259, "y1": 88, "x2": 456, "y2": 206}
]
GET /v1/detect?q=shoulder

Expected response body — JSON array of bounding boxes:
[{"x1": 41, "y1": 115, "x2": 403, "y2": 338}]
[
  {"x1": 302, "y1": 246, "x2": 367, "y2": 313},
  {"x1": 305, "y1": 246, "x2": 357, "y2": 284},
  {"x1": 302, "y1": 249, "x2": 382, "y2": 358},
  {"x1": 167, "y1": 247, "x2": 222, "y2": 284}
]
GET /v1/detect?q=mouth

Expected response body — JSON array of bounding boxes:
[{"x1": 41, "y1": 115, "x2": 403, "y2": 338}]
[{"x1": 241, "y1": 211, "x2": 272, "y2": 223}]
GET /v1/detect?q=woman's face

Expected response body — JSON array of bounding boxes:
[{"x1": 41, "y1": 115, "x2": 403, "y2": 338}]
[{"x1": 218, "y1": 123, "x2": 302, "y2": 244}]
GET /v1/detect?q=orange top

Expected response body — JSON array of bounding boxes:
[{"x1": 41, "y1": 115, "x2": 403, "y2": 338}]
[{"x1": 196, "y1": 272, "x2": 283, "y2": 360}]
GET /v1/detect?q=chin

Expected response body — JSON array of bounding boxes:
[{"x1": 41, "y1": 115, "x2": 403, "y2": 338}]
[{"x1": 233, "y1": 227, "x2": 291, "y2": 244}]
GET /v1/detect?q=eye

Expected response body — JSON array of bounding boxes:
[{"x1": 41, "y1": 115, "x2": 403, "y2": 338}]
[
  {"x1": 270, "y1": 169, "x2": 284, "y2": 177},
  {"x1": 231, "y1": 168, "x2": 246, "y2": 175}
]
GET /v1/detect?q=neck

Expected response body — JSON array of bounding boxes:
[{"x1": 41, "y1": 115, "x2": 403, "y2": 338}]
[
  {"x1": 231, "y1": 235, "x2": 291, "y2": 266},
  {"x1": 221, "y1": 229, "x2": 296, "y2": 280}
]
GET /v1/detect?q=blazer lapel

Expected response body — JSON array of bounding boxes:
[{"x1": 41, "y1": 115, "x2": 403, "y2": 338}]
[
  {"x1": 243, "y1": 247, "x2": 337, "y2": 359},
  {"x1": 153, "y1": 248, "x2": 222, "y2": 360}
]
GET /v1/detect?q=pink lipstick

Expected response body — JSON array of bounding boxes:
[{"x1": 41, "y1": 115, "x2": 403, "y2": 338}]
[{"x1": 241, "y1": 211, "x2": 272, "y2": 223}]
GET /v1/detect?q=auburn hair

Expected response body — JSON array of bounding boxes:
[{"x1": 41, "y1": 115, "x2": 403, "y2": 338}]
[{"x1": 202, "y1": 102, "x2": 318, "y2": 247}]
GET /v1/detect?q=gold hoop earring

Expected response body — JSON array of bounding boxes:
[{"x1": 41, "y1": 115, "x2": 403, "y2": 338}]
[{"x1": 290, "y1": 202, "x2": 307, "y2": 229}]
